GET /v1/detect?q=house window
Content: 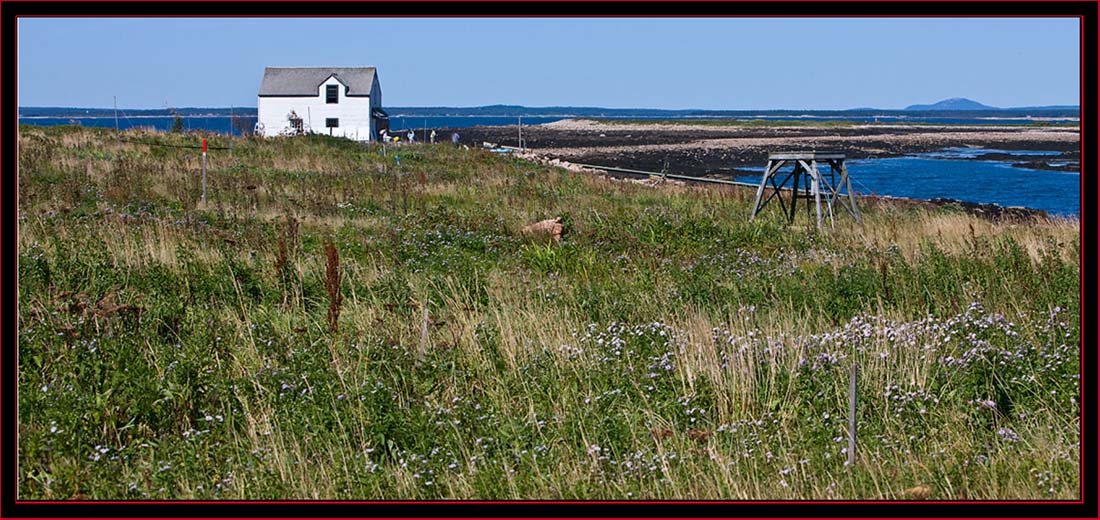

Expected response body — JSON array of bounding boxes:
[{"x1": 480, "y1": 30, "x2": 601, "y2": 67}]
[
  {"x1": 326, "y1": 85, "x2": 339, "y2": 104},
  {"x1": 326, "y1": 118, "x2": 339, "y2": 128}
]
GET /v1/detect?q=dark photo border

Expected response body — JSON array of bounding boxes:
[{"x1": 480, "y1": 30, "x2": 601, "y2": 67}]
[{"x1": 2, "y1": 2, "x2": 1094, "y2": 518}]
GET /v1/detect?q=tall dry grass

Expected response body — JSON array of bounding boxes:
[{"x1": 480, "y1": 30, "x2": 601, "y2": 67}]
[{"x1": 15, "y1": 125, "x2": 1080, "y2": 500}]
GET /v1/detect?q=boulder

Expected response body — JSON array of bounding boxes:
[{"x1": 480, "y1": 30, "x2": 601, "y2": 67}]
[{"x1": 521, "y1": 217, "x2": 563, "y2": 243}]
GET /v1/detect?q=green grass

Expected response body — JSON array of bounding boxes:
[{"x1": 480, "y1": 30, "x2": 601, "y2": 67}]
[{"x1": 17, "y1": 125, "x2": 1080, "y2": 500}]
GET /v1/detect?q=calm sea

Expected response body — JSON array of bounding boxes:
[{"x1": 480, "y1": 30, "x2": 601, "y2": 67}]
[
  {"x1": 734, "y1": 148, "x2": 1080, "y2": 217},
  {"x1": 16, "y1": 115, "x2": 563, "y2": 134},
  {"x1": 18, "y1": 116, "x2": 252, "y2": 134},
  {"x1": 17, "y1": 114, "x2": 1073, "y2": 133}
]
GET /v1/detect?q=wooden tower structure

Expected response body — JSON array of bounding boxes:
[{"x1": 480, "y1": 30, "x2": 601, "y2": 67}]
[{"x1": 750, "y1": 151, "x2": 862, "y2": 228}]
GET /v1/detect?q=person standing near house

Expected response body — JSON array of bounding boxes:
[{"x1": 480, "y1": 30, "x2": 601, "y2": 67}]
[
  {"x1": 407, "y1": 129, "x2": 415, "y2": 143},
  {"x1": 380, "y1": 129, "x2": 389, "y2": 142},
  {"x1": 430, "y1": 130, "x2": 437, "y2": 144},
  {"x1": 452, "y1": 132, "x2": 460, "y2": 146}
]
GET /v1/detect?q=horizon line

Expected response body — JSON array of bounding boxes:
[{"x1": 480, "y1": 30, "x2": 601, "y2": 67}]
[{"x1": 17, "y1": 103, "x2": 1083, "y2": 112}]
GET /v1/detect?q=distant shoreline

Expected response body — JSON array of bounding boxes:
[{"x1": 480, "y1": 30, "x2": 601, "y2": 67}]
[
  {"x1": 18, "y1": 104, "x2": 1081, "y2": 120},
  {"x1": 451, "y1": 118, "x2": 1081, "y2": 177}
]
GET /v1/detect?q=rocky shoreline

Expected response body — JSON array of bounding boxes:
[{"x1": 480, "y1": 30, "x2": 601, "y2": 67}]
[
  {"x1": 463, "y1": 120, "x2": 1081, "y2": 222},
  {"x1": 515, "y1": 152, "x2": 1062, "y2": 222},
  {"x1": 447, "y1": 118, "x2": 1079, "y2": 176}
]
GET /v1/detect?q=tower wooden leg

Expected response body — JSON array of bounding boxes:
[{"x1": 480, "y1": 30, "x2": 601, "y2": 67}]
[
  {"x1": 789, "y1": 164, "x2": 800, "y2": 223},
  {"x1": 812, "y1": 165, "x2": 823, "y2": 229},
  {"x1": 750, "y1": 160, "x2": 773, "y2": 220},
  {"x1": 842, "y1": 162, "x2": 861, "y2": 222},
  {"x1": 816, "y1": 161, "x2": 835, "y2": 227}
]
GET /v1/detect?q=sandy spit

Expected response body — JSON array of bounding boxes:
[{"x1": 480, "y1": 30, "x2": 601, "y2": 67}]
[{"x1": 540, "y1": 118, "x2": 1079, "y2": 134}]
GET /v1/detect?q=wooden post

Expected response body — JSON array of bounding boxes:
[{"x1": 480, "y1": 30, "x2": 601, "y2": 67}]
[
  {"x1": 418, "y1": 303, "x2": 430, "y2": 359},
  {"x1": 396, "y1": 154, "x2": 407, "y2": 216},
  {"x1": 229, "y1": 106, "x2": 236, "y2": 159},
  {"x1": 848, "y1": 362, "x2": 858, "y2": 466},
  {"x1": 386, "y1": 161, "x2": 394, "y2": 214},
  {"x1": 113, "y1": 96, "x2": 121, "y2": 157},
  {"x1": 201, "y1": 138, "x2": 207, "y2": 204}
]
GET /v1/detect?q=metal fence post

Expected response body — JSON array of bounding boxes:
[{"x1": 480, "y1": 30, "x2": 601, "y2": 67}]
[{"x1": 848, "y1": 362, "x2": 858, "y2": 466}]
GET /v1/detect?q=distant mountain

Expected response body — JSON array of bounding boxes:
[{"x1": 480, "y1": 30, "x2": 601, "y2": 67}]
[
  {"x1": 905, "y1": 98, "x2": 997, "y2": 111},
  {"x1": 902, "y1": 98, "x2": 1079, "y2": 112}
]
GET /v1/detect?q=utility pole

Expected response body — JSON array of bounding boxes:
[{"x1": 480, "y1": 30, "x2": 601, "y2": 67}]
[{"x1": 518, "y1": 116, "x2": 523, "y2": 152}]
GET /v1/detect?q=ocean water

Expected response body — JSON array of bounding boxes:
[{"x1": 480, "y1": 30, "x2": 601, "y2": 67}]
[
  {"x1": 17, "y1": 113, "x2": 1074, "y2": 134},
  {"x1": 735, "y1": 153, "x2": 1080, "y2": 217},
  {"x1": 16, "y1": 115, "x2": 565, "y2": 135},
  {"x1": 914, "y1": 147, "x2": 1062, "y2": 159},
  {"x1": 17, "y1": 116, "x2": 254, "y2": 134},
  {"x1": 387, "y1": 116, "x2": 564, "y2": 131}
]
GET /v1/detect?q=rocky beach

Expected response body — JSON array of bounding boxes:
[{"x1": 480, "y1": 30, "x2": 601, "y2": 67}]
[
  {"x1": 447, "y1": 119, "x2": 1080, "y2": 220},
  {"x1": 449, "y1": 119, "x2": 1080, "y2": 176}
]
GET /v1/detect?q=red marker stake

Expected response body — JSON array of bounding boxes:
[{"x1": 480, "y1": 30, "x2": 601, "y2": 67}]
[{"x1": 201, "y1": 138, "x2": 208, "y2": 204}]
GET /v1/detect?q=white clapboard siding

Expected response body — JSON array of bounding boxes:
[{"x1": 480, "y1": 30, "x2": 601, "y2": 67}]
[{"x1": 258, "y1": 74, "x2": 381, "y2": 141}]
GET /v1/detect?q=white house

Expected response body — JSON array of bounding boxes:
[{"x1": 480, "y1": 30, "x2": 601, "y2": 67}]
[{"x1": 257, "y1": 66, "x2": 388, "y2": 141}]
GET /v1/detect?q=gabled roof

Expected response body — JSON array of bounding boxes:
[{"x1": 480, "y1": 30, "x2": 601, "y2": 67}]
[{"x1": 259, "y1": 67, "x2": 377, "y2": 97}]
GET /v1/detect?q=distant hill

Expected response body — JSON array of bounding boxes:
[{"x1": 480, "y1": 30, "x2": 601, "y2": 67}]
[
  {"x1": 905, "y1": 98, "x2": 997, "y2": 111},
  {"x1": 903, "y1": 98, "x2": 1078, "y2": 112}
]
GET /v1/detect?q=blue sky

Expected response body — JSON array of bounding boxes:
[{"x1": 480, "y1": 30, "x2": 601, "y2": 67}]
[{"x1": 18, "y1": 17, "x2": 1080, "y2": 110}]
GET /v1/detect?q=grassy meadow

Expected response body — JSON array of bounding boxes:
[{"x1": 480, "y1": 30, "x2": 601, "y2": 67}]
[{"x1": 16, "y1": 125, "x2": 1080, "y2": 500}]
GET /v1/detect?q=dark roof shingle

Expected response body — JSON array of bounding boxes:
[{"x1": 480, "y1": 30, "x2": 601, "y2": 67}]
[{"x1": 259, "y1": 67, "x2": 377, "y2": 96}]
